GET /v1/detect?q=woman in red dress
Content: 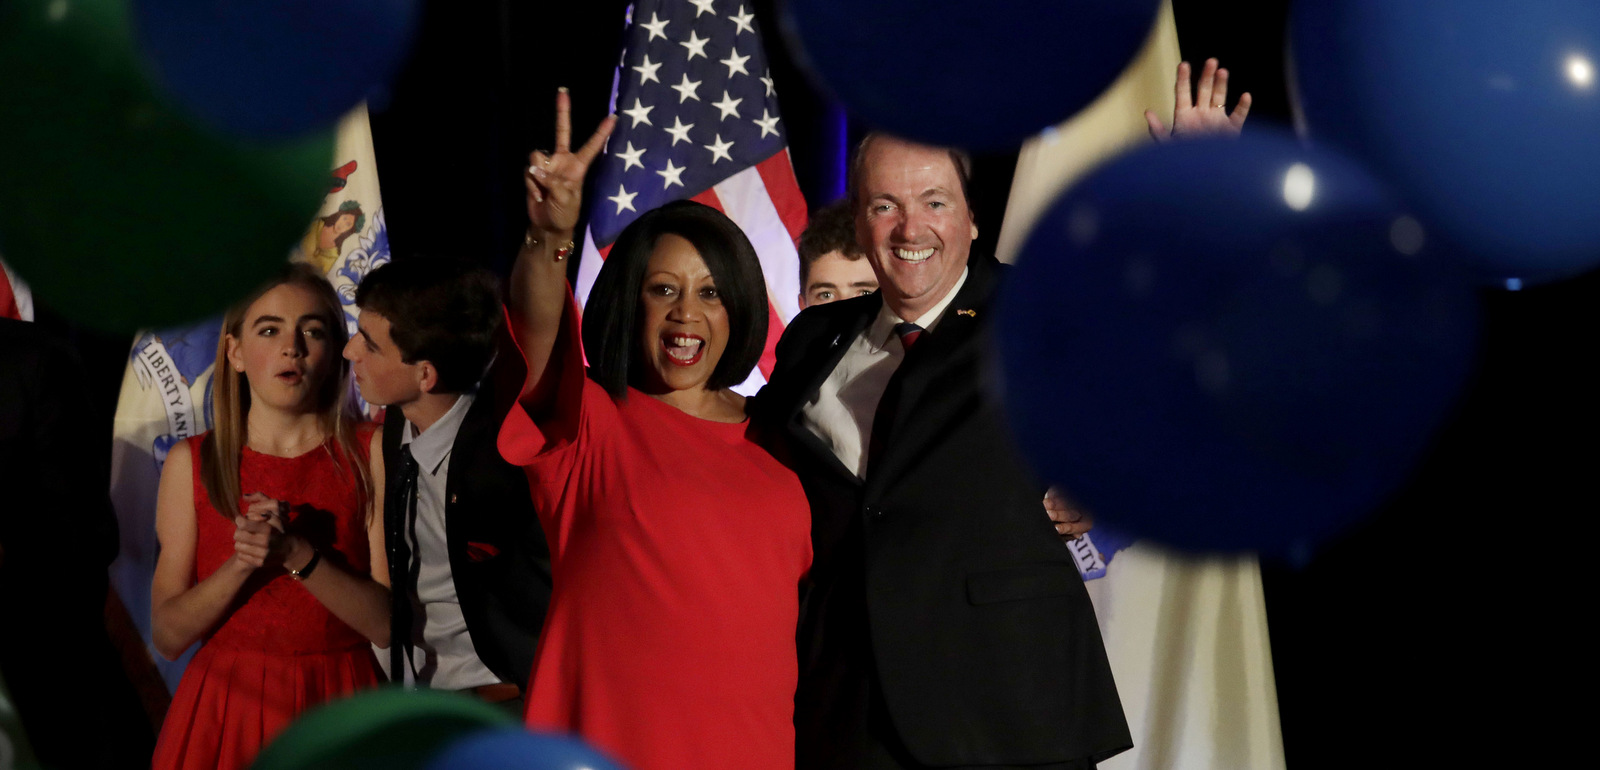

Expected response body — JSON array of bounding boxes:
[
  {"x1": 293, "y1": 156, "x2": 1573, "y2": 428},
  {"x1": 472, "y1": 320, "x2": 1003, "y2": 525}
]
[
  {"x1": 150, "y1": 266, "x2": 391, "y2": 770},
  {"x1": 498, "y1": 93, "x2": 811, "y2": 770}
]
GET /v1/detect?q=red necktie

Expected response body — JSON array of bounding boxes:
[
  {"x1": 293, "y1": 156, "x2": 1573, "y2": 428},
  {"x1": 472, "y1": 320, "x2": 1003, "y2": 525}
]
[{"x1": 895, "y1": 322, "x2": 924, "y2": 350}]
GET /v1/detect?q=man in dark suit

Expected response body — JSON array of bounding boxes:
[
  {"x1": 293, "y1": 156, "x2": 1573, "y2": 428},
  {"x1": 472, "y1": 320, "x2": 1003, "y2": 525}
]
[
  {"x1": 758, "y1": 135, "x2": 1130, "y2": 769},
  {"x1": 344, "y1": 259, "x2": 549, "y2": 705}
]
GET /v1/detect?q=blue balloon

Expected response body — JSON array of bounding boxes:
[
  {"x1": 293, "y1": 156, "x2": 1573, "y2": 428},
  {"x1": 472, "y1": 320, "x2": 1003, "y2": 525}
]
[
  {"x1": 997, "y1": 131, "x2": 1480, "y2": 555},
  {"x1": 782, "y1": 0, "x2": 1162, "y2": 150},
  {"x1": 131, "y1": 0, "x2": 420, "y2": 137},
  {"x1": 1292, "y1": 0, "x2": 1600, "y2": 284},
  {"x1": 424, "y1": 728, "x2": 629, "y2": 770}
]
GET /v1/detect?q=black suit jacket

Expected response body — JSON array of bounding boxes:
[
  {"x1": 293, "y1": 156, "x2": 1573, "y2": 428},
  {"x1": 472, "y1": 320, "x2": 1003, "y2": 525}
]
[
  {"x1": 381, "y1": 330, "x2": 551, "y2": 688},
  {"x1": 758, "y1": 257, "x2": 1131, "y2": 767}
]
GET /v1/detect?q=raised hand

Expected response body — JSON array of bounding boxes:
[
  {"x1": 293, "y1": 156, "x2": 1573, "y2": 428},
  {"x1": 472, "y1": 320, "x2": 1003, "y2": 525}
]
[
  {"x1": 1145, "y1": 58, "x2": 1251, "y2": 142},
  {"x1": 525, "y1": 88, "x2": 617, "y2": 235}
]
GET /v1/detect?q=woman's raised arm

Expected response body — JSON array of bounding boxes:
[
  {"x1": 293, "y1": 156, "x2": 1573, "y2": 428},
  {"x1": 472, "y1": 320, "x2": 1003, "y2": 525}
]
[{"x1": 509, "y1": 88, "x2": 615, "y2": 410}]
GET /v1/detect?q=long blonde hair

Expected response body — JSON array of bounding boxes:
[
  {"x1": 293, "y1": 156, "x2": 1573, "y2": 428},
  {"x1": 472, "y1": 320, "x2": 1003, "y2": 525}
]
[{"x1": 199, "y1": 264, "x2": 373, "y2": 519}]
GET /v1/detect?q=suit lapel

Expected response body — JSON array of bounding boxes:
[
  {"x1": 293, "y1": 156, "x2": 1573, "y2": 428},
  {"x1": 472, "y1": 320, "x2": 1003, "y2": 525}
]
[
  {"x1": 782, "y1": 297, "x2": 878, "y2": 485},
  {"x1": 865, "y1": 260, "x2": 999, "y2": 500},
  {"x1": 445, "y1": 388, "x2": 493, "y2": 500}
]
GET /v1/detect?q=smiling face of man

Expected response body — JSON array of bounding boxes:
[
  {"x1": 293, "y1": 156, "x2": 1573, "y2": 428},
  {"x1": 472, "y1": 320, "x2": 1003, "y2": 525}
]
[{"x1": 854, "y1": 136, "x2": 978, "y2": 322}]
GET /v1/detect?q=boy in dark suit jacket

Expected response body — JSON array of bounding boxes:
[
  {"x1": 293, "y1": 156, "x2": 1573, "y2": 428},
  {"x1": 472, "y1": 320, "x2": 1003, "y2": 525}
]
[
  {"x1": 345, "y1": 259, "x2": 549, "y2": 704},
  {"x1": 757, "y1": 136, "x2": 1129, "y2": 769}
]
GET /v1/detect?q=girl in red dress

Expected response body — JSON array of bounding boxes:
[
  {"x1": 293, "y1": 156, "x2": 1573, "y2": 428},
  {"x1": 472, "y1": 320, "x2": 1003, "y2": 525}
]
[
  {"x1": 150, "y1": 266, "x2": 391, "y2": 770},
  {"x1": 497, "y1": 93, "x2": 811, "y2": 770}
]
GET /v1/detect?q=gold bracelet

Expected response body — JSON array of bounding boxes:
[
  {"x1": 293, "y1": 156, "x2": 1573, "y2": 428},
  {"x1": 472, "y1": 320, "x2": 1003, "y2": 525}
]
[{"x1": 524, "y1": 230, "x2": 576, "y2": 261}]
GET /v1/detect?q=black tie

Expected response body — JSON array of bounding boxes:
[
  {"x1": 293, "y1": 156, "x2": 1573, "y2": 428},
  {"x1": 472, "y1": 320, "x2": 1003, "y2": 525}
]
[
  {"x1": 388, "y1": 445, "x2": 419, "y2": 682},
  {"x1": 867, "y1": 323, "x2": 926, "y2": 468}
]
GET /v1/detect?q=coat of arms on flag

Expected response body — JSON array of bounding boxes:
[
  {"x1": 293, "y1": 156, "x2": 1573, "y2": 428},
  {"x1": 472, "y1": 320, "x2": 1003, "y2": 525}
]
[{"x1": 577, "y1": 0, "x2": 809, "y2": 394}]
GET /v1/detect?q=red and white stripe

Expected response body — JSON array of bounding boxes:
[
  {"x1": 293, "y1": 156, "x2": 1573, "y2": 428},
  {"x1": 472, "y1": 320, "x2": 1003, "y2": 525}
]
[{"x1": 0, "y1": 256, "x2": 34, "y2": 322}]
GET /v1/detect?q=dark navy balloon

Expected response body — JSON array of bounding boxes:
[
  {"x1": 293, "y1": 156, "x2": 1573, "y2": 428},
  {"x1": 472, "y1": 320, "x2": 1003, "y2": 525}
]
[
  {"x1": 1292, "y1": 0, "x2": 1600, "y2": 284},
  {"x1": 997, "y1": 131, "x2": 1479, "y2": 555},
  {"x1": 781, "y1": 0, "x2": 1162, "y2": 150},
  {"x1": 423, "y1": 728, "x2": 629, "y2": 770},
  {"x1": 131, "y1": 0, "x2": 420, "y2": 138}
]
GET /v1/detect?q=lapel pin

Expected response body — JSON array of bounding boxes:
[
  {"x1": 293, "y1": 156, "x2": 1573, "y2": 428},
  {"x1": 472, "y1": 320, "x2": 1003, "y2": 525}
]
[
  {"x1": 956, "y1": 308, "x2": 977, "y2": 318},
  {"x1": 450, "y1": 494, "x2": 459, "y2": 504}
]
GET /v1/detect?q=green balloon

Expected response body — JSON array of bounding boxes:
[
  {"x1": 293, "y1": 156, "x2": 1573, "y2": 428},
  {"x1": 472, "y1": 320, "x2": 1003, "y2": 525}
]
[
  {"x1": 0, "y1": 0, "x2": 334, "y2": 333},
  {"x1": 251, "y1": 687, "x2": 516, "y2": 770}
]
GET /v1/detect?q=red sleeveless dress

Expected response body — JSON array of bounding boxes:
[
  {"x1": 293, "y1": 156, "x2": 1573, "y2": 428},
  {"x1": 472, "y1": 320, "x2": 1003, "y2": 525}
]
[{"x1": 151, "y1": 426, "x2": 384, "y2": 770}]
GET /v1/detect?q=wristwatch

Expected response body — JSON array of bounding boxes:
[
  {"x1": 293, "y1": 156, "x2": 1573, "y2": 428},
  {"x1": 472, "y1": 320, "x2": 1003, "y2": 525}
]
[{"x1": 289, "y1": 548, "x2": 322, "y2": 581}]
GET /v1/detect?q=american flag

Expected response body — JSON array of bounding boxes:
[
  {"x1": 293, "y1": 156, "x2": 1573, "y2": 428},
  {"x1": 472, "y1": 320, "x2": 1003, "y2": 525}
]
[
  {"x1": 576, "y1": 0, "x2": 808, "y2": 392},
  {"x1": 0, "y1": 257, "x2": 32, "y2": 321}
]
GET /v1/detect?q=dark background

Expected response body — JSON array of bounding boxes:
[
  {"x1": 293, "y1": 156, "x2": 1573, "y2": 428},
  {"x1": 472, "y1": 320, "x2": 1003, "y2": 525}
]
[{"x1": 29, "y1": 1, "x2": 1595, "y2": 767}]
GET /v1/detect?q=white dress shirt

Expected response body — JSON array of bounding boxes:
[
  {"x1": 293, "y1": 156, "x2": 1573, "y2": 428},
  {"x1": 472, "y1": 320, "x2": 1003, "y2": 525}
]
[
  {"x1": 397, "y1": 391, "x2": 501, "y2": 690},
  {"x1": 801, "y1": 268, "x2": 969, "y2": 478}
]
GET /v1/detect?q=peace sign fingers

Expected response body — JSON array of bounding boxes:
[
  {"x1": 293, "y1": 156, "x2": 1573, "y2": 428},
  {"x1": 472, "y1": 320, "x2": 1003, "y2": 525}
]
[
  {"x1": 554, "y1": 87, "x2": 573, "y2": 155},
  {"x1": 573, "y1": 113, "x2": 617, "y2": 168},
  {"x1": 525, "y1": 89, "x2": 617, "y2": 234}
]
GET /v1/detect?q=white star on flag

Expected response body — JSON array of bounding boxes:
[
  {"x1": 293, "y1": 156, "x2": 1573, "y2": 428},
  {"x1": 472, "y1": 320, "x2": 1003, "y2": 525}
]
[
  {"x1": 730, "y1": 5, "x2": 756, "y2": 35},
  {"x1": 632, "y1": 55, "x2": 662, "y2": 85},
  {"x1": 657, "y1": 159, "x2": 686, "y2": 190},
  {"x1": 721, "y1": 48, "x2": 751, "y2": 78},
  {"x1": 680, "y1": 30, "x2": 710, "y2": 60},
  {"x1": 640, "y1": 11, "x2": 669, "y2": 41},
  {"x1": 608, "y1": 185, "x2": 638, "y2": 214},
  {"x1": 753, "y1": 108, "x2": 780, "y2": 138},
  {"x1": 704, "y1": 134, "x2": 734, "y2": 164},
  {"x1": 713, "y1": 91, "x2": 743, "y2": 120},
  {"x1": 671, "y1": 73, "x2": 703, "y2": 103},
  {"x1": 579, "y1": 0, "x2": 810, "y2": 398},
  {"x1": 665, "y1": 116, "x2": 695, "y2": 146},
  {"x1": 622, "y1": 98, "x2": 654, "y2": 128},
  {"x1": 617, "y1": 141, "x2": 647, "y2": 171}
]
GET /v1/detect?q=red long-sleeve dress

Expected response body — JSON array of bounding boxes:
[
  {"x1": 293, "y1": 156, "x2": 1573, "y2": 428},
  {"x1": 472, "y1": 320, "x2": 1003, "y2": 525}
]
[{"x1": 499, "y1": 292, "x2": 811, "y2": 770}]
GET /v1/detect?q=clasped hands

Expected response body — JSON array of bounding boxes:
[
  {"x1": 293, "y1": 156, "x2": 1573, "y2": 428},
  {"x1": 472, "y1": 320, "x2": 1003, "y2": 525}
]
[{"x1": 231, "y1": 492, "x2": 312, "y2": 572}]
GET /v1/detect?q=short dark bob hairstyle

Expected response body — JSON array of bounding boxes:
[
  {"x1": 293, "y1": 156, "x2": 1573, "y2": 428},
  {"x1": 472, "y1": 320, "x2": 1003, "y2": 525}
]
[{"x1": 584, "y1": 200, "x2": 768, "y2": 398}]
